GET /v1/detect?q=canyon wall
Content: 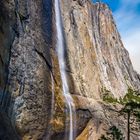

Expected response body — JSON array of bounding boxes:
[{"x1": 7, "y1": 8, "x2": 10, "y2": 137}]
[{"x1": 0, "y1": 0, "x2": 140, "y2": 140}]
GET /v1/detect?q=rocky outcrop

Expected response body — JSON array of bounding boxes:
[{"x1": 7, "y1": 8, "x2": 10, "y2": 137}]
[
  {"x1": 61, "y1": 0, "x2": 140, "y2": 99},
  {"x1": 0, "y1": 0, "x2": 54, "y2": 139},
  {"x1": 7, "y1": 0, "x2": 54, "y2": 139},
  {"x1": 0, "y1": 0, "x2": 140, "y2": 140},
  {"x1": 60, "y1": 1, "x2": 140, "y2": 139}
]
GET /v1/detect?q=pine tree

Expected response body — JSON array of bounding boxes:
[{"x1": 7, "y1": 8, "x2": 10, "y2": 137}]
[
  {"x1": 99, "y1": 126, "x2": 125, "y2": 140},
  {"x1": 102, "y1": 87, "x2": 140, "y2": 140}
]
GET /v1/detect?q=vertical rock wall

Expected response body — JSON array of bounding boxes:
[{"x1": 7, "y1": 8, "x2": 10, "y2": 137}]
[
  {"x1": 7, "y1": 0, "x2": 54, "y2": 139},
  {"x1": 0, "y1": 0, "x2": 16, "y2": 100},
  {"x1": 0, "y1": 0, "x2": 140, "y2": 140},
  {"x1": 60, "y1": 0, "x2": 140, "y2": 99}
]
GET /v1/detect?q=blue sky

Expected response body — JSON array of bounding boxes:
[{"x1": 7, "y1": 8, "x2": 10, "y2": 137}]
[{"x1": 93, "y1": 0, "x2": 140, "y2": 73}]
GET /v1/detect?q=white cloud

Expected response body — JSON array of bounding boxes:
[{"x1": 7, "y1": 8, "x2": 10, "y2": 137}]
[
  {"x1": 113, "y1": 0, "x2": 140, "y2": 74},
  {"x1": 123, "y1": 29, "x2": 140, "y2": 73}
]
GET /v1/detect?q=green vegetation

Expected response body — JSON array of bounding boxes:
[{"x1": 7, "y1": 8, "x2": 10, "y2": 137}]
[
  {"x1": 99, "y1": 126, "x2": 125, "y2": 140},
  {"x1": 102, "y1": 87, "x2": 140, "y2": 140}
]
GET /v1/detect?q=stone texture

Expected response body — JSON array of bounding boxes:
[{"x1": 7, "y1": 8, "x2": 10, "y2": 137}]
[
  {"x1": 0, "y1": 109, "x2": 19, "y2": 140},
  {"x1": 0, "y1": 0, "x2": 16, "y2": 95},
  {"x1": 60, "y1": 0, "x2": 140, "y2": 139},
  {"x1": 61, "y1": 0, "x2": 140, "y2": 100},
  {"x1": 7, "y1": 0, "x2": 54, "y2": 139},
  {"x1": 0, "y1": 0, "x2": 140, "y2": 140}
]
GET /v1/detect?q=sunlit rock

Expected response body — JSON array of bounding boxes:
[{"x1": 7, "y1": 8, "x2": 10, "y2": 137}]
[{"x1": 0, "y1": 0, "x2": 140, "y2": 139}]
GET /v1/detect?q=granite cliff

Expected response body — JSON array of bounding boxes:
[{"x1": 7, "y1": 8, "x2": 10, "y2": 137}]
[{"x1": 0, "y1": 0, "x2": 140, "y2": 140}]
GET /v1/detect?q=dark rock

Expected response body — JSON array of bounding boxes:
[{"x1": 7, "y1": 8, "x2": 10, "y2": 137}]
[{"x1": 0, "y1": 109, "x2": 20, "y2": 140}]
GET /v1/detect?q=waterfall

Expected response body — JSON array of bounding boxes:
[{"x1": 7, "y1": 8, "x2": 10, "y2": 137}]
[{"x1": 54, "y1": 0, "x2": 75, "y2": 140}]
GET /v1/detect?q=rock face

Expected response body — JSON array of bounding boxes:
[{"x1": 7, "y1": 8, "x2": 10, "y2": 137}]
[
  {"x1": 0, "y1": 0, "x2": 140, "y2": 140},
  {"x1": 0, "y1": 0, "x2": 16, "y2": 97},
  {"x1": 61, "y1": 0, "x2": 140, "y2": 99}
]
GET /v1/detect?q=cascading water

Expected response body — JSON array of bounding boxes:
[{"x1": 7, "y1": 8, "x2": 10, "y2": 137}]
[{"x1": 54, "y1": 0, "x2": 75, "y2": 140}]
